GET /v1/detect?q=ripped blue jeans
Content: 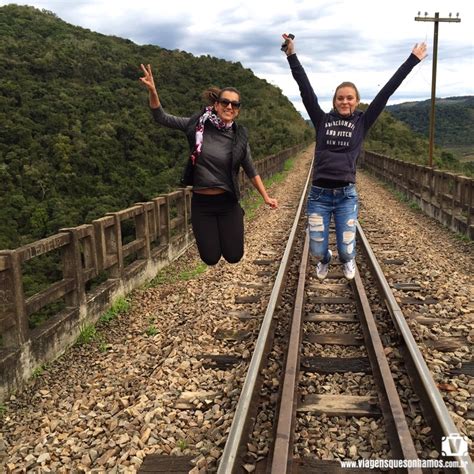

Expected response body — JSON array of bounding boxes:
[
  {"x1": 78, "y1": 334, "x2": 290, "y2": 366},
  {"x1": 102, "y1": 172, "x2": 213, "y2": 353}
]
[{"x1": 307, "y1": 184, "x2": 359, "y2": 264}]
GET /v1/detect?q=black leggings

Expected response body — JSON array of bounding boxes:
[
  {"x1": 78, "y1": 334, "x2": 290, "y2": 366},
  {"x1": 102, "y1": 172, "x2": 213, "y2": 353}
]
[{"x1": 191, "y1": 192, "x2": 244, "y2": 265}]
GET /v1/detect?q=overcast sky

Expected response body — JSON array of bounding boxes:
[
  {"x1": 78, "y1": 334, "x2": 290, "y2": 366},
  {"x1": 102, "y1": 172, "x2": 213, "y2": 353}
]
[{"x1": 2, "y1": 0, "x2": 473, "y2": 117}]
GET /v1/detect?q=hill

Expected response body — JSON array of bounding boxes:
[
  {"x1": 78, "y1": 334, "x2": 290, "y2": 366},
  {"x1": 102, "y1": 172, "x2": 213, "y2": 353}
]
[
  {"x1": 386, "y1": 96, "x2": 474, "y2": 159},
  {"x1": 0, "y1": 5, "x2": 313, "y2": 249}
]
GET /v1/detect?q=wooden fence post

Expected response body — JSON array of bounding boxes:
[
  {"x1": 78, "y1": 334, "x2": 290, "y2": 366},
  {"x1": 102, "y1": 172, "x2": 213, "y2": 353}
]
[
  {"x1": 59, "y1": 228, "x2": 86, "y2": 309},
  {"x1": 105, "y1": 213, "x2": 123, "y2": 278},
  {"x1": 0, "y1": 250, "x2": 29, "y2": 347},
  {"x1": 136, "y1": 205, "x2": 151, "y2": 260}
]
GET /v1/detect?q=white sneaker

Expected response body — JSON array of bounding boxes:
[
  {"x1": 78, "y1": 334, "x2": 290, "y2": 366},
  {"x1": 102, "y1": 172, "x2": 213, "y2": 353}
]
[
  {"x1": 316, "y1": 250, "x2": 332, "y2": 280},
  {"x1": 343, "y1": 258, "x2": 356, "y2": 280}
]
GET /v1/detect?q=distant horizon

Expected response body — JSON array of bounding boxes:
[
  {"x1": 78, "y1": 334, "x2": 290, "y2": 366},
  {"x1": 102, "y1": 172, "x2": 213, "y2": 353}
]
[
  {"x1": 386, "y1": 95, "x2": 473, "y2": 105},
  {"x1": 389, "y1": 94, "x2": 474, "y2": 101}
]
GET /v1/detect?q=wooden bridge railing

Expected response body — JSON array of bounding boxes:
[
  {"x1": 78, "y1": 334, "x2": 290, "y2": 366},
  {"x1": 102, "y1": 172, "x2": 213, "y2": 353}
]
[
  {"x1": 360, "y1": 150, "x2": 474, "y2": 240},
  {"x1": 0, "y1": 144, "x2": 304, "y2": 402}
]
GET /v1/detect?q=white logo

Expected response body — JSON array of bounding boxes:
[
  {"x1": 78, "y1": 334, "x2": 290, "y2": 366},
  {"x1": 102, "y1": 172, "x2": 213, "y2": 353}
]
[{"x1": 441, "y1": 434, "x2": 469, "y2": 457}]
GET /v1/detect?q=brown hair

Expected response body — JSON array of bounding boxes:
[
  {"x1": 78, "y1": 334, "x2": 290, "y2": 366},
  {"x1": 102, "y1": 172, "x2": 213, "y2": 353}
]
[
  {"x1": 332, "y1": 81, "x2": 360, "y2": 108},
  {"x1": 202, "y1": 86, "x2": 241, "y2": 105}
]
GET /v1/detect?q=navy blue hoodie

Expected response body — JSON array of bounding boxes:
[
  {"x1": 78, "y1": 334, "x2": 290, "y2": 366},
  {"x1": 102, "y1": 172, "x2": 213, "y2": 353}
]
[{"x1": 287, "y1": 53, "x2": 421, "y2": 184}]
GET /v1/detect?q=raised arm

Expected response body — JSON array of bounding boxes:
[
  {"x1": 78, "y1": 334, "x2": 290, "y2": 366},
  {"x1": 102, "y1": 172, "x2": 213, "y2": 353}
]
[
  {"x1": 139, "y1": 63, "x2": 190, "y2": 131},
  {"x1": 411, "y1": 42, "x2": 428, "y2": 61},
  {"x1": 282, "y1": 34, "x2": 325, "y2": 127},
  {"x1": 364, "y1": 42, "x2": 427, "y2": 131},
  {"x1": 140, "y1": 63, "x2": 160, "y2": 108}
]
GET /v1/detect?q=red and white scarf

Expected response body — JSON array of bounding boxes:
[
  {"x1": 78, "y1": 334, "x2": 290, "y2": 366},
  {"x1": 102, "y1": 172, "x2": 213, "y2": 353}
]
[{"x1": 190, "y1": 106, "x2": 233, "y2": 165}]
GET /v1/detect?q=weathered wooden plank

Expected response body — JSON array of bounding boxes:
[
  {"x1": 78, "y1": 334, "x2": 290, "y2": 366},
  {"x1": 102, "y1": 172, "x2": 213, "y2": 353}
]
[
  {"x1": 305, "y1": 334, "x2": 364, "y2": 346},
  {"x1": 138, "y1": 455, "x2": 194, "y2": 473},
  {"x1": 170, "y1": 216, "x2": 185, "y2": 230},
  {"x1": 313, "y1": 297, "x2": 353, "y2": 304},
  {"x1": 413, "y1": 316, "x2": 447, "y2": 327},
  {"x1": 214, "y1": 329, "x2": 251, "y2": 342},
  {"x1": 227, "y1": 311, "x2": 262, "y2": 320},
  {"x1": 425, "y1": 337, "x2": 469, "y2": 352},
  {"x1": 109, "y1": 205, "x2": 143, "y2": 220},
  {"x1": 197, "y1": 354, "x2": 243, "y2": 368},
  {"x1": 308, "y1": 283, "x2": 350, "y2": 291},
  {"x1": 0, "y1": 314, "x2": 15, "y2": 332},
  {"x1": 383, "y1": 259, "x2": 405, "y2": 265},
  {"x1": 324, "y1": 272, "x2": 346, "y2": 279},
  {"x1": 298, "y1": 394, "x2": 381, "y2": 417},
  {"x1": 399, "y1": 297, "x2": 438, "y2": 305},
  {"x1": 237, "y1": 282, "x2": 267, "y2": 289},
  {"x1": 305, "y1": 313, "x2": 357, "y2": 322},
  {"x1": 449, "y1": 361, "x2": 474, "y2": 377},
  {"x1": 301, "y1": 357, "x2": 371, "y2": 374},
  {"x1": 392, "y1": 283, "x2": 422, "y2": 291},
  {"x1": 0, "y1": 255, "x2": 11, "y2": 272},
  {"x1": 253, "y1": 259, "x2": 275, "y2": 265},
  {"x1": 234, "y1": 295, "x2": 260, "y2": 304}
]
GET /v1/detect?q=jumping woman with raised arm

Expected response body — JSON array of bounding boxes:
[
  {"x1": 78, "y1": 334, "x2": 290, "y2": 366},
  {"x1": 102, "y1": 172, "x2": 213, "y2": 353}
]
[
  {"x1": 281, "y1": 35, "x2": 427, "y2": 279},
  {"x1": 140, "y1": 64, "x2": 278, "y2": 266}
]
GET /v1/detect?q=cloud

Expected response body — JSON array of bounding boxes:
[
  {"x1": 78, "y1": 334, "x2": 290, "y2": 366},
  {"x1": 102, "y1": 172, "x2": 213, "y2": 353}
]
[{"x1": 2, "y1": 0, "x2": 473, "y2": 117}]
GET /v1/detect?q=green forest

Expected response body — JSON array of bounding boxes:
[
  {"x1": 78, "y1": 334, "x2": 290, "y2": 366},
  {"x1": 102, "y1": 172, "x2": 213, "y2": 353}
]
[
  {"x1": 1, "y1": 5, "x2": 471, "y2": 252},
  {"x1": 386, "y1": 97, "x2": 474, "y2": 159},
  {"x1": 0, "y1": 5, "x2": 313, "y2": 250},
  {"x1": 365, "y1": 101, "x2": 474, "y2": 176}
]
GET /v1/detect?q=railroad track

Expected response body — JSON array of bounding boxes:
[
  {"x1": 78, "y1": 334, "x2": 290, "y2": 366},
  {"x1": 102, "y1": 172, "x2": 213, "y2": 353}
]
[
  {"x1": 4, "y1": 149, "x2": 470, "y2": 473},
  {"x1": 263, "y1": 225, "x2": 472, "y2": 473},
  {"x1": 138, "y1": 164, "x2": 472, "y2": 473}
]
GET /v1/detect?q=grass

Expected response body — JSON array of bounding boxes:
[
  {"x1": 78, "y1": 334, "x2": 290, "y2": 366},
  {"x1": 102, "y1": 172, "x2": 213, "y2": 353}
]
[
  {"x1": 145, "y1": 325, "x2": 158, "y2": 336},
  {"x1": 74, "y1": 296, "x2": 131, "y2": 348},
  {"x1": 455, "y1": 232, "x2": 472, "y2": 243},
  {"x1": 176, "y1": 439, "x2": 188, "y2": 450},
  {"x1": 178, "y1": 262, "x2": 207, "y2": 281},
  {"x1": 241, "y1": 189, "x2": 262, "y2": 220},
  {"x1": 0, "y1": 404, "x2": 6, "y2": 417},
  {"x1": 98, "y1": 341, "x2": 112, "y2": 352},
  {"x1": 148, "y1": 261, "x2": 207, "y2": 287},
  {"x1": 99, "y1": 297, "x2": 130, "y2": 324},
  {"x1": 32, "y1": 364, "x2": 46, "y2": 377},
  {"x1": 389, "y1": 188, "x2": 421, "y2": 211},
  {"x1": 283, "y1": 157, "x2": 296, "y2": 173},
  {"x1": 76, "y1": 324, "x2": 100, "y2": 346}
]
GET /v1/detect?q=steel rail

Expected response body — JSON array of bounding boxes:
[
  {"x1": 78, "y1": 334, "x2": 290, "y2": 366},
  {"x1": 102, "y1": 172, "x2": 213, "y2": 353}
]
[
  {"x1": 270, "y1": 230, "x2": 310, "y2": 473},
  {"x1": 351, "y1": 265, "x2": 421, "y2": 472},
  {"x1": 357, "y1": 222, "x2": 473, "y2": 473},
  {"x1": 217, "y1": 162, "x2": 313, "y2": 474},
  {"x1": 271, "y1": 233, "x2": 422, "y2": 473}
]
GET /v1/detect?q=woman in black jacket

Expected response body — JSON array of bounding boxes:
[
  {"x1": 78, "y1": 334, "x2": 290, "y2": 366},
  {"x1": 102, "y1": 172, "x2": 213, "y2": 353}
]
[{"x1": 140, "y1": 64, "x2": 278, "y2": 265}]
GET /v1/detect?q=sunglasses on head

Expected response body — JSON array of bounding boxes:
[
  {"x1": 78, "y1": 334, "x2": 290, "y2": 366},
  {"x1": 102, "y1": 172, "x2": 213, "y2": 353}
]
[{"x1": 218, "y1": 98, "x2": 241, "y2": 109}]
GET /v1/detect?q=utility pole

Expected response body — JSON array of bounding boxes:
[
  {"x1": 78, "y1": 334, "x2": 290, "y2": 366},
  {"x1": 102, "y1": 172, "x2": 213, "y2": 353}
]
[{"x1": 415, "y1": 12, "x2": 461, "y2": 167}]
